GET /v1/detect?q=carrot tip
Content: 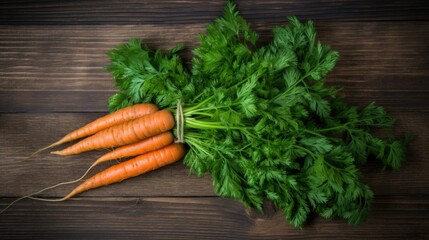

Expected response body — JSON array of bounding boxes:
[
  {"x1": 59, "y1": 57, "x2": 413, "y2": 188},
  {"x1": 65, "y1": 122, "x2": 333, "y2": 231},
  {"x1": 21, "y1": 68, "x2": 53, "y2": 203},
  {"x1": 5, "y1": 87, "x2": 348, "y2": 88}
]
[{"x1": 29, "y1": 140, "x2": 64, "y2": 158}]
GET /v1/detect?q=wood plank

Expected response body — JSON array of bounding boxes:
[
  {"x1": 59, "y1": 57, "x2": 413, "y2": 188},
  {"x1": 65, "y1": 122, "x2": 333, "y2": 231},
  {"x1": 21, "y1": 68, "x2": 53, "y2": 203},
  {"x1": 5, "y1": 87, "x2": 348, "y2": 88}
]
[
  {"x1": 0, "y1": 90, "x2": 112, "y2": 113},
  {"x1": 0, "y1": 111, "x2": 427, "y2": 197},
  {"x1": 1, "y1": 88, "x2": 427, "y2": 113},
  {"x1": 0, "y1": 24, "x2": 203, "y2": 91},
  {"x1": 0, "y1": 196, "x2": 427, "y2": 239},
  {"x1": 0, "y1": 0, "x2": 428, "y2": 25},
  {"x1": 0, "y1": 22, "x2": 428, "y2": 112},
  {"x1": 1, "y1": 22, "x2": 428, "y2": 90}
]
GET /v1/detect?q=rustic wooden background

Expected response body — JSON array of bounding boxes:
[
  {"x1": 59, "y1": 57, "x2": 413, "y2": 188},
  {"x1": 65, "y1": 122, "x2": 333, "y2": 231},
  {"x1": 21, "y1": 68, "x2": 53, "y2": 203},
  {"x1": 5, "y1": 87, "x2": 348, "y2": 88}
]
[{"x1": 0, "y1": 0, "x2": 428, "y2": 239}]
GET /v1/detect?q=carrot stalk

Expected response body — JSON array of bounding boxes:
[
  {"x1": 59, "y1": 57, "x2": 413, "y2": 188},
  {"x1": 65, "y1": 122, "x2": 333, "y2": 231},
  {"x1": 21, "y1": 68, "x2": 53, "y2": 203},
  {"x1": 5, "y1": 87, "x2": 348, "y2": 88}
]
[
  {"x1": 32, "y1": 143, "x2": 186, "y2": 202},
  {"x1": 31, "y1": 103, "x2": 158, "y2": 156},
  {"x1": 51, "y1": 109, "x2": 175, "y2": 156}
]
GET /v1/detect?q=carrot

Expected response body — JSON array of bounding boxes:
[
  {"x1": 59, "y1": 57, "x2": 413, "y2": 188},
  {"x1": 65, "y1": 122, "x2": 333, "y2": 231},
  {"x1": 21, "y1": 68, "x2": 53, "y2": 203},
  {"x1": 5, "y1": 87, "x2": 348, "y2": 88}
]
[
  {"x1": 94, "y1": 131, "x2": 174, "y2": 165},
  {"x1": 32, "y1": 103, "x2": 158, "y2": 155},
  {"x1": 51, "y1": 109, "x2": 175, "y2": 156},
  {"x1": 35, "y1": 143, "x2": 186, "y2": 201},
  {"x1": 66, "y1": 131, "x2": 175, "y2": 185},
  {"x1": 0, "y1": 142, "x2": 186, "y2": 213}
]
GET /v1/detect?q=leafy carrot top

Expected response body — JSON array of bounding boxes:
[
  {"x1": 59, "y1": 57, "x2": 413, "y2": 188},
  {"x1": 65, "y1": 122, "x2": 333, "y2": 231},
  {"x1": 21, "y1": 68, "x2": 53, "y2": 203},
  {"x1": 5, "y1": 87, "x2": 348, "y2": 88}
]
[{"x1": 106, "y1": 2, "x2": 408, "y2": 227}]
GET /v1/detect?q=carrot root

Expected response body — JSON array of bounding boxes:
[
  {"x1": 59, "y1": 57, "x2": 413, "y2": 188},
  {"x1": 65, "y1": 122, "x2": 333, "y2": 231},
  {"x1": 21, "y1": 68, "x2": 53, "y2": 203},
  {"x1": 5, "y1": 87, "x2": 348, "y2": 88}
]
[
  {"x1": 0, "y1": 161, "x2": 100, "y2": 214},
  {"x1": 1, "y1": 143, "x2": 187, "y2": 212},
  {"x1": 52, "y1": 109, "x2": 175, "y2": 156},
  {"x1": 29, "y1": 139, "x2": 66, "y2": 158},
  {"x1": 61, "y1": 143, "x2": 186, "y2": 201},
  {"x1": 93, "y1": 131, "x2": 174, "y2": 166},
  {"x1": 4, "y1": 107, "x2": 184, "y2": 213},
  {"x1": 29, "y1": 103, "x2": 159, "y2": 156}
]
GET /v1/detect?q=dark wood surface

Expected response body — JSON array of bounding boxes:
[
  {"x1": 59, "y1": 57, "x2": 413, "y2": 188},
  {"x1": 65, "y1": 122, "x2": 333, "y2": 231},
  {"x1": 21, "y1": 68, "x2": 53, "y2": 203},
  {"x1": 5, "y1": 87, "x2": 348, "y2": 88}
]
[{"x1": 1, "y1": 1, "x2": 428, "y2": 239}]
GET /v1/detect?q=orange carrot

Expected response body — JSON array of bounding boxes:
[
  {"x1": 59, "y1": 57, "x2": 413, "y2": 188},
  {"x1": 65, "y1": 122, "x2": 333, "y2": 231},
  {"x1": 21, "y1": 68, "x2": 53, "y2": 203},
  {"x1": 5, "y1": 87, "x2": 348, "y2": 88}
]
[
  {"x1": 94, "y1": 131, "x2": 174, "y2": 165},
  {"x1": 32, "y1": 103, "x2": 158, "y2": 155},
  {"x1": 39, "y1": 143, "x2": 186, "y2": 201},
  {"x1": 0, "y1": 143, "x2": 186, "y2": 212},
  {"x1": 51, "y1": 109, "x2": 175, "y2": 156},
  {"x1": 69, "y1": 131, "x2": 175, "y2": 184}
]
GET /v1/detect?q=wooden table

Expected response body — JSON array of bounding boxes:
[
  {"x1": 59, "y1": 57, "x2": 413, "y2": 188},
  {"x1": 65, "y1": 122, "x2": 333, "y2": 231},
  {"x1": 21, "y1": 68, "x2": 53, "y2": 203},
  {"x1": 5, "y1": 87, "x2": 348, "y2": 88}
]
[{"x1": 1, "y1": 1, "x2": 428, "y2": 239}]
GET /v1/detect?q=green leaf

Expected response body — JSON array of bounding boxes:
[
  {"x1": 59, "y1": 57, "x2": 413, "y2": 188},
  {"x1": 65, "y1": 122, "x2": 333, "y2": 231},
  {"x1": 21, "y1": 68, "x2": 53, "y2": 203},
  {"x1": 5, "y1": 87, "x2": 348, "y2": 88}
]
[
  {"x1": 107, "y1": 92, "x2": 133, "y2": 112},
  {"x1": 299, "y1": 137, "x2": 333, "y2": 154}
]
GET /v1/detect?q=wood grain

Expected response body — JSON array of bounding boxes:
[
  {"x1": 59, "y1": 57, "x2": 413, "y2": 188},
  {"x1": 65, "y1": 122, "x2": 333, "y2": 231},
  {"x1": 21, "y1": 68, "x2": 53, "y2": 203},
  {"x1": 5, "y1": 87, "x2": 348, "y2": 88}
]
[
  {"x1": 0, "y1": 196, "x2": 427, "y2": 239},
  {"x1": 0, "y1": 0, "x2": 428, "y2": 25},
  {"x1": 0, "y1": 0, "x2": 428, "y2": 238}
]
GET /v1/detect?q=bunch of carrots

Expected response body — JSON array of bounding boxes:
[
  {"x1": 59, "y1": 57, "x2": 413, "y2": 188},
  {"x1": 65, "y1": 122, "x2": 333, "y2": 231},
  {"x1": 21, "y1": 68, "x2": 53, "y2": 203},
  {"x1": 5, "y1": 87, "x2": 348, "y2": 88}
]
[{"x1": 1, "y1": 103, "x2": 186, "y2": 212}]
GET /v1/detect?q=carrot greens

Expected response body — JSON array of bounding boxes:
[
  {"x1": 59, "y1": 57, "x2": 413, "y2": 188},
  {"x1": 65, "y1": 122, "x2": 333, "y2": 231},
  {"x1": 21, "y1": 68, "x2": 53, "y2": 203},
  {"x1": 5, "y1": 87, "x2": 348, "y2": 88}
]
[{"x1": 106, "y1": 2, "x2": 408, "y2": 227}]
